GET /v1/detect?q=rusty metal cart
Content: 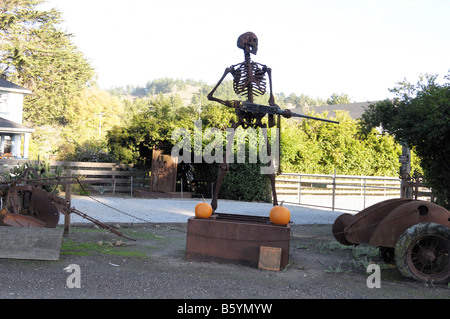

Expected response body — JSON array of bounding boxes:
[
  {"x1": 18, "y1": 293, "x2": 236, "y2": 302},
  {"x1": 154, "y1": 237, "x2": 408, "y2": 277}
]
[{"x1": 333, "y1": 198, "x2": 450, "y2": 283}]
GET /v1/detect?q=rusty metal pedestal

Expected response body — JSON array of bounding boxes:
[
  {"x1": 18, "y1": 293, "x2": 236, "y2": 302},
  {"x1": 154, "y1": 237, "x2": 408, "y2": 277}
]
[{"x1": 186, "y1": 213, "x2": 290, "y2": 268}]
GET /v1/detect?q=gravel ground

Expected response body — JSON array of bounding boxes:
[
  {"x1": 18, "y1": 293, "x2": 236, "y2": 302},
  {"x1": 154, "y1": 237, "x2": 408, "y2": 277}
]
[{"x1": 1, "y1": 222, "x2": 449, "y2": 303}]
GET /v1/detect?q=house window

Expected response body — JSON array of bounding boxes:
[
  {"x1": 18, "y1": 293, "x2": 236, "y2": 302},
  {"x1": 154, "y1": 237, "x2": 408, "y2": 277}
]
[
  {"x1": 0, "y1": 92, "x2": 8, "y2": 113},
  {"x1": 3, "y1": 135, "x2": 11, "y2": 154}
]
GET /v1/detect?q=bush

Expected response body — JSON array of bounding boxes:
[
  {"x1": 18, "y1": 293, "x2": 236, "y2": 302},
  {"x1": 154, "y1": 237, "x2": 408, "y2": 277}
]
[
  {"x1": 3, "y1": 161, "x2": 63, "y2": 193},
  {"x1": 220, "y1": 163, "x2": 272, "y2": 203},
  {"x1": 62, "y1": 141, "x2": 117, "y2": 163}
]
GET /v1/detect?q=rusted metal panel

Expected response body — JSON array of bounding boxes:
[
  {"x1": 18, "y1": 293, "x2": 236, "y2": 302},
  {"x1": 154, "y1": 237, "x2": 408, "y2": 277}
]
[
  {"x1": 150, "y1": 145, "x2": 178, "y2": 193},
  {"x1": 331, "y1": 213, "x2": 356, "y2": 245},
  {"x1": 334, "y1": 198, "x2": 412, "y2": 245},
  {"x1": 333, "y1": 198, "x2": 450, "y2": 248},
  {"x1": 258, "y1": 246, "x2": 282, "y2": 271},
  {"x1": 369, "y1": 201, "x2": 450, "y2": 247},
  {"x1": 186, "y1": 213, "x2": 290, "y2": 268}
]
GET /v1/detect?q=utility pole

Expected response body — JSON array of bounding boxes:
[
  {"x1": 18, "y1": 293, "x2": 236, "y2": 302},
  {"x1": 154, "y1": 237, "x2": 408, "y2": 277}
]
[
  {"x1": 98, "y1": 112, "x2": 105, "y2": 137},
  {"x1": 399, "y1": 143, "x2": 411, "y2": 198}
]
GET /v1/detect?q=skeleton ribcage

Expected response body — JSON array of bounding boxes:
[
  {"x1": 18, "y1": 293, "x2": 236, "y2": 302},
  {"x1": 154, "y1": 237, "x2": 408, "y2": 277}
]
[{"x1": 232, "y1": 62, "x2": 267, "y2": 100}]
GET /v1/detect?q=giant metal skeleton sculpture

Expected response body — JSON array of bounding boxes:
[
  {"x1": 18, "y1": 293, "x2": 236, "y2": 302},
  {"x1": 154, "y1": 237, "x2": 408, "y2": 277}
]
[
  {"x1": 208, "y1": 32, "x2": 280, "y2": 129},
  {"x1": 207, "y1": 32, "x2": 338, "y2": 212}
]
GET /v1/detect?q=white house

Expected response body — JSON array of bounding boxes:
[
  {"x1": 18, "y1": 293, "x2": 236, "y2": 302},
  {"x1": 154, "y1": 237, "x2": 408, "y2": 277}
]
[{"x1": 0, "y1": 77, "x2": 35, "y2": 159}]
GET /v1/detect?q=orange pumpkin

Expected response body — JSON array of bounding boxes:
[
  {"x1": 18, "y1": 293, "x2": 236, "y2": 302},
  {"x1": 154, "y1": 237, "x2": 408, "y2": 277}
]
[
  {"x1": 195, "y1": 202, "x2": 213, "y2": 218},
  {"x1": 269, "y1": 202, "x2": 290, "y2": 225}
]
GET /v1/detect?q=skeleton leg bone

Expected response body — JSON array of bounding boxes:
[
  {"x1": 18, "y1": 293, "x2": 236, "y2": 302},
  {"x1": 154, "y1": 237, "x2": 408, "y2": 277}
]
[
  {"x1": 211, "y1": 161, "x2": 229, "y2": 212},
  {"x1": 259, "y1": 123, "x2": 278, "y2": 207},
  {"x1": 211, "y1": 121, "x2": 239, "y2": 212}
]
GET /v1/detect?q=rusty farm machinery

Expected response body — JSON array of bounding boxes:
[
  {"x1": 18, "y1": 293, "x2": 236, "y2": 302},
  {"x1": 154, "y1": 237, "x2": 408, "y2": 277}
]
[
  {"x1": 332, "y1": 173, "x2": 450, "y2": 283},
  {"x1": 0, "y1": 166, "x2": 134, "y2": 241}
]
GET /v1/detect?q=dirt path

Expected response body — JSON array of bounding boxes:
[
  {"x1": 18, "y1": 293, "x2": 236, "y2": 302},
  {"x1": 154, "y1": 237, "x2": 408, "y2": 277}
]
[{"x1": 0, "y1": 223, "x2": 448, "y2": 301}]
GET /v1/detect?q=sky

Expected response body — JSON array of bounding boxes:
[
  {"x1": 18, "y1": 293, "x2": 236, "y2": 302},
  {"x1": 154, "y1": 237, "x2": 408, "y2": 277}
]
[{"x1": 41, "y1": 0, "x2": 450, "y2": 102}]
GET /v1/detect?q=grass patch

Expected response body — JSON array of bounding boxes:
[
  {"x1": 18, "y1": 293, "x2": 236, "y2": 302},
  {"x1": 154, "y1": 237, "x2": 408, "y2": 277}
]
[
  {"x1": 119, "y1": 228, "x2": 169, "y2": 241},
  {"x1": 315, "y1": 241, "x2": 353, "y2": 254},
  {"x1": 61, "y1": 238, "x2": 146, "y2": 258},
  {"x1": 315, "y1": 240, "x2": 395, "y2": 275},
  {"x1": 325, "y1": 261, "x2": 351, "y2": 274}
]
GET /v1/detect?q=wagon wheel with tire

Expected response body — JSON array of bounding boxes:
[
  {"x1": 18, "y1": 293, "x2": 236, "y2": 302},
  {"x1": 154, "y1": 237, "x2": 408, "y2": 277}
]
[{"x1": 394, "y1": 222, "x2": 450, "y2": 283}]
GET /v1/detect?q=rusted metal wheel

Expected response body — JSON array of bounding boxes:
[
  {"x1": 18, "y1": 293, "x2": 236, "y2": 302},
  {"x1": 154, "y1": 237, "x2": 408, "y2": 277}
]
[
  {"x1": 30, "y1": 193, "x2": 60, "y2": 228},
  {"x1": 332, "y1": 213, "x2": 355, "y2": 246},
  {"x1": 394, "y1": 222, "x2": 450, "y2": 283}
]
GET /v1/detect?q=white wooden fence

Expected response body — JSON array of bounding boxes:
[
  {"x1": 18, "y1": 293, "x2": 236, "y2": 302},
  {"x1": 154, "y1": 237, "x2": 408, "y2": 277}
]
[{"x1": 275, "y1": 172, "x2": 432, "y2": 212}]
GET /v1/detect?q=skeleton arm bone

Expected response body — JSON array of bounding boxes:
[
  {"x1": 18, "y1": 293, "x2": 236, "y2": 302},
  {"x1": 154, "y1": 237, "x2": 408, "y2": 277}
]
[
  {"x1": 266, "y1": 67, "x2": 275, "y2": 106},
  {"x1": 265, "y1": 67, "x2": 278, "y2": 127},
  {"x1": 207, "y1": 67, "x2": 235, "y2": 108}
]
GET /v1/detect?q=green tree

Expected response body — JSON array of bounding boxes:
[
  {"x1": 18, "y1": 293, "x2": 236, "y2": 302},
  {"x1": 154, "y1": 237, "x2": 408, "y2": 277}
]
[
  {"x1": 107, "y1": 94, "x2": 193, "y2": 168},
  {"x1": 280, "y1": 111, "x2": 401, "y2": 176},
  {"x1": 326, "y1": 93, "x2": 351, "y2": 105},
  {"x1": 283, "y1": 93, "x2": 326, "y2": 108},
  {"x1": 25, "y1": 86, "x2": 126, "y2": 160},
  {"x1": 62, "y1": 140, "x2": 117, "y2": 163},
  {"x1": 0, "y1": 0, "x2": 94, "y2": 125},
  {"x1": 361, "y1": 73, "x2": 450, "y2": 208}
]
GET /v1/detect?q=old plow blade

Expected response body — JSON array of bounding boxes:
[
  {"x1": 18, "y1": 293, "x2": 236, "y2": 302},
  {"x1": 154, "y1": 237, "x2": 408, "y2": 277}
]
[
  {"x1": 69, "y1": 208, "x2": 136, "y2": 241},
  {"x1": 0, "y1": 176, "x2": 135, "y2": 241}
]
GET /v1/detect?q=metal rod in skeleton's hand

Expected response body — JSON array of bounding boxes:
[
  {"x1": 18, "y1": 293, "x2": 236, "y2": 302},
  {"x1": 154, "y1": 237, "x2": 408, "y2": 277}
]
[
  {"x1": 240, "y1": 101, "x2": 340, "y2": 124},
  {"x1": 288, "y1": 111, "x2": 340, "y2": 124}
]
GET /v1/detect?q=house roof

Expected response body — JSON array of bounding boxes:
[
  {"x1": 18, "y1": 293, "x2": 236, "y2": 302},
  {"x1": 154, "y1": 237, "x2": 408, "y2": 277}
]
[
  {"x1": 0, "y1": 78, "x2": 32, "y2": 95},
  {"x1": 0, "y1": 117, "x2": 34, "y2": 134},
  {"x1": 290, "y1": 101, "x2": 380, "y2": 121}
]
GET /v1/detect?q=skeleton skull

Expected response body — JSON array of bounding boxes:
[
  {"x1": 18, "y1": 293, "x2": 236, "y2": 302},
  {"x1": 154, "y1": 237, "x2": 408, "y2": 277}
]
[{"x1": 237, "y1": 32, "x2": 258, "y2": 55}]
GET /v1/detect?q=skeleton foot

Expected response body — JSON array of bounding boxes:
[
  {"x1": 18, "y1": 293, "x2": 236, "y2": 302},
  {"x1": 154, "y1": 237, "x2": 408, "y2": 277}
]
[
  {"x1": 211, "y1": 162, "x2": 229, "y2": 212},
  {"x1": 267, "y1": 173, "x2": 278, "y2": 206}
]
